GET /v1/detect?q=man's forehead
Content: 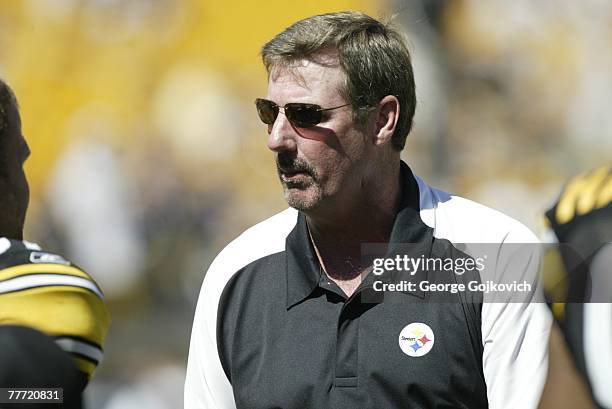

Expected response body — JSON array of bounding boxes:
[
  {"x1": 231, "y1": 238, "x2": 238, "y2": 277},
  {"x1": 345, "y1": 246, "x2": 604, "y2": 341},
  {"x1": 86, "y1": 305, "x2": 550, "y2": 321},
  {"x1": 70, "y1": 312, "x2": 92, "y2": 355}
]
[
  {"x1": 1, "y1": 105, "x2": 24, "y2": 148},
  {"x1": 270, "y1": 48, "x2": 341, "y2": 76},
  {"x1": 6, "y1": 102, "x2": 21, "y2": 129},
  {"x1": 0, "y1": 105, "x2": 18, "y2": 135},
  {"x1": 268, "y1": 56, "x2": 344, "y2": 94}
]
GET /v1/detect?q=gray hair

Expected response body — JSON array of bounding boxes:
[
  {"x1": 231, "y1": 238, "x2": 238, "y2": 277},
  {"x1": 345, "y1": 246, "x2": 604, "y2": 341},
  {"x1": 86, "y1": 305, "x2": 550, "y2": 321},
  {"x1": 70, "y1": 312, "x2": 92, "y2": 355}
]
[{"x1": 261, "y1": 11, "x2": 416, "y2": 150}]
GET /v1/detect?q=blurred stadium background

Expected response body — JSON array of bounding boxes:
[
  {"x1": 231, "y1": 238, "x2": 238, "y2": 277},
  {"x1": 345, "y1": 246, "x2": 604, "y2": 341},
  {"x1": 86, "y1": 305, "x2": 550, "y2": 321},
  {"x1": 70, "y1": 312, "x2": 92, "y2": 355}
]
[{"x1": 1, "y1": 0, "x2": 611, "y2": 407}]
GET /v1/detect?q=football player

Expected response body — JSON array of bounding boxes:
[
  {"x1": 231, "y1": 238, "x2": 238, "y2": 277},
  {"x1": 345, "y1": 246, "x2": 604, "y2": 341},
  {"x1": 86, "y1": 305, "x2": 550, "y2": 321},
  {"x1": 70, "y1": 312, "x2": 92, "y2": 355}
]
[
  {"x1": 539, "y1": 165, "x2": 611, "y2": 409},
  {"x1": 0, "y1": 79, "x2": 110, "y2": 407}
]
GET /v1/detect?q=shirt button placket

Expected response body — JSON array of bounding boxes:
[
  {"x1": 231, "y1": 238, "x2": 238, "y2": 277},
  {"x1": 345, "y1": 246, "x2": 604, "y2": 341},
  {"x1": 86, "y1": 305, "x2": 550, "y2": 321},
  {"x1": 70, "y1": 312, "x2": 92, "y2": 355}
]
[{"x1": 333, "y1": 297, "x2": 359, "y2": 389}]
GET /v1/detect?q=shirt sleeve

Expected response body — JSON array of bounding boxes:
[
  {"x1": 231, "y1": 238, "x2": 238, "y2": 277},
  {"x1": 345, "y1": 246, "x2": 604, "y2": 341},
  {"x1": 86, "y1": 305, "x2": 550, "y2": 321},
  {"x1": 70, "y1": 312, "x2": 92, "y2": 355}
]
[
  {"x1": 0, "y1": 261, "x2": 110, "y2": 380},
  {"x1": 0, "y1": 325, "x2": 87, "y2": 404},
  {"x1": 582, "y1": 244, "x2": 612, "y2": 407},
  {"x1": 184, "y1": 259, "x2": 236, "y2": 409},
  {"x1": 185, "y1": 208, "x2": 298, "y2": 409},
  {"x1": 480, "y1": 237, "x2": 552, "y2": 409}
]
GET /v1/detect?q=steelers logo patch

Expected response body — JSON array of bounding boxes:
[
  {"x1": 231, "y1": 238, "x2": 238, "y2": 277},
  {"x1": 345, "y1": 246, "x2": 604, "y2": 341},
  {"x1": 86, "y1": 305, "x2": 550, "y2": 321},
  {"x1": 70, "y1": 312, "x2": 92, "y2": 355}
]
[{"x1": 398, "y1": 323, "x2": 435, "y2": 357}]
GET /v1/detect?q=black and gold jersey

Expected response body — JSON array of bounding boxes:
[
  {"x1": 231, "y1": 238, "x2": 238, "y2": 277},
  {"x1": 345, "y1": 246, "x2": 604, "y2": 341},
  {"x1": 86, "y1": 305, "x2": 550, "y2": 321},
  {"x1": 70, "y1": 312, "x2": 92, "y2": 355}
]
[
  {"x1": 543, "y1": 165, "x2": 612, "y2": 304},
  {"x1": 545, "y1": 165, "x2": 611, "y2": 258},
  {"x1": 542, "y1": 165, "x2": 612, "y2": 409},
  {"x1": 0, "y1": 237, "x2": 110, "y2": 380}
]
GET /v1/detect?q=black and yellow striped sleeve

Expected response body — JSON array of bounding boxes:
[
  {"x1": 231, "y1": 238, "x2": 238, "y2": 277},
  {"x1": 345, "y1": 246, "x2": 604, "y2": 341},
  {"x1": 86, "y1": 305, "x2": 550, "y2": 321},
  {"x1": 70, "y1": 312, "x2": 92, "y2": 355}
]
[
  {"x1": 546, "y1": 165, "x2": 611, "y2": 231},
  {"x1": 0, "y1": 257, "x2": 110, "y2": 379},
  {"x1": 542, "y1": 164, "x2": 612, "y2": 310}
]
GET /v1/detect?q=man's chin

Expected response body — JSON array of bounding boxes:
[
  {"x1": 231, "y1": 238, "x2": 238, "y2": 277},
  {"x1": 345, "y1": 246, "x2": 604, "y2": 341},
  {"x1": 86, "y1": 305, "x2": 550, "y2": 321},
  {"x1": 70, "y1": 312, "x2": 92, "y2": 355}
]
[{"x1": 282, "y1": 185, "x2": 322, "y2": 211}]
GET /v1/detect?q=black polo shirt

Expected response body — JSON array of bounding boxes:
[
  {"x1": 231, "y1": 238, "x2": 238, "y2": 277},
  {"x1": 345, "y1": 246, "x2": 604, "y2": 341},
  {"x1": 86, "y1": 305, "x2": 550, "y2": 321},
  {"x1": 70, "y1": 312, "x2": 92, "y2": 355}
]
[{"x1": 185, "y1": 162, "x2": 551, "y2": 409}]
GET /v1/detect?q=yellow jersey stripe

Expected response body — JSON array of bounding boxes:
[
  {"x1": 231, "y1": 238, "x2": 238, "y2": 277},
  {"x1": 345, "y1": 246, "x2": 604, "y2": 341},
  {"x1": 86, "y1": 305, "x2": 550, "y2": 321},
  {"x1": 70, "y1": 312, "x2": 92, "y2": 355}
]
[
  {"x1": 71, "y1": 356, "x2": 97, "y2": 378},
  {"x1": 0, "y1": 263, "x2": 91, "y2": 282},
  {"x1": 0, "y1": 285, "x2": 110, "y2": 349},
  {"x1": 596, "y1": 173, "x2": 612, "y2": 209},
  {"x1": 556, "y1": 166, "x2": 611, "y2": 224},
  {"x1": 0, "y1": 273, "x2": 104, "y2": 299}
]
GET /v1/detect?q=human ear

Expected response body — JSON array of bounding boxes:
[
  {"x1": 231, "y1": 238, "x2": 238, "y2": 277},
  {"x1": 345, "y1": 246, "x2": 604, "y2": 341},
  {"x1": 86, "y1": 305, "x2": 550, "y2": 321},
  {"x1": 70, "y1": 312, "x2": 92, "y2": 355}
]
[{"x1": 374, "y1": 95, "x2": 399, "y2": 147}]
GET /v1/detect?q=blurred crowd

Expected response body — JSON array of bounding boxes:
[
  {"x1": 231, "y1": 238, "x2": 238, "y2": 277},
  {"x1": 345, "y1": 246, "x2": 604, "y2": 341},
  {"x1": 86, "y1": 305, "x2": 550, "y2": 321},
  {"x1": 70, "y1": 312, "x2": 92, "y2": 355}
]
[{"x1": 1, "y1": 0, "x2": 611, "y2": 407}]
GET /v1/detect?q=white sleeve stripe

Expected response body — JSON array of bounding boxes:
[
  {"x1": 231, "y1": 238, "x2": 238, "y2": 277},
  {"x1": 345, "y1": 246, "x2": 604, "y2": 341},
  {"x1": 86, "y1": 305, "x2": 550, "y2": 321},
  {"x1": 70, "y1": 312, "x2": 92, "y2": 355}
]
[
  {"x1": 23, "y1": 240, "x2": 42, "y2": 250},
  {"x1": 55, "y1": 337, "x2": 104, "y2": 364},
  {"x1": 0, "y1": 273, "x2": 104, "y2": 299},
  {"x1": 185, "y1": 208, "x2": 299, "y2": 409},
  {"x1": 0, "y1": 238, "x2": 10, "y2": 255},
  {"x1": 583, "y1": 244, "x2": 612, "y2": 407},
  {"x1": 415, "y1": 175, "x2": 551, "y2": 409}
]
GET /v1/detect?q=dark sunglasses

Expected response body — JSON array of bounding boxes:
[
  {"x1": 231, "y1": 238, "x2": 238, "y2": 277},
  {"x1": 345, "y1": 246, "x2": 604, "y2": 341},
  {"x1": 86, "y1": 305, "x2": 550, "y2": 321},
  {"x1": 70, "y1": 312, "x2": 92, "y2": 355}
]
[{"x1": 255, "y1": 98, "x2": 351, "y2": 128}]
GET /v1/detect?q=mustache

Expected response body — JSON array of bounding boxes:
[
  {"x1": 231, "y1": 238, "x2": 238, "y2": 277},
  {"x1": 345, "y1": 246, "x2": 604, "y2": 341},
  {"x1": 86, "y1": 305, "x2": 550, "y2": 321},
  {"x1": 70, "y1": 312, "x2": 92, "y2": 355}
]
[{"x1": 276, "y1": 153, "x2": 316, "y2": 176}]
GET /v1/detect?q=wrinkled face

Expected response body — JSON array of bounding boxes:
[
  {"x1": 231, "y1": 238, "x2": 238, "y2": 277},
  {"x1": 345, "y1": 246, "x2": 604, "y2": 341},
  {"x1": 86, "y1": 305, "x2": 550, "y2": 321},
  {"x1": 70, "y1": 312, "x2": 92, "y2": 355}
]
[
  {"x1": 265, "y1": 57, "x2": 372, "y2": 212},
  {"x1": 0, "y1": 103, "x2": 30, "y2": 239}
]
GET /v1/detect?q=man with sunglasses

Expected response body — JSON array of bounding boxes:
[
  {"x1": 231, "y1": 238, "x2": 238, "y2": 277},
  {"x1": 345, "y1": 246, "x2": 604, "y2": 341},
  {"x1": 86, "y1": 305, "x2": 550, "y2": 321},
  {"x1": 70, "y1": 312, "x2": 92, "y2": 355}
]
[{"x1": 186, "y1": 11, "x2": 551, "y2": 409}]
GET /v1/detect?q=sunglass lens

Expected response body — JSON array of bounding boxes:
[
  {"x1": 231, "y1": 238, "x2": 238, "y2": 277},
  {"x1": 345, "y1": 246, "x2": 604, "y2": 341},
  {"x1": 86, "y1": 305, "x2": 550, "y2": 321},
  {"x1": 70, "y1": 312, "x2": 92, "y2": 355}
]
[
  {"x1": 256, "y1": 99, "x2": 278, "y2": 125},
  {"x1": 286, "y1": 104, "x2": 322, "y2": 128}
]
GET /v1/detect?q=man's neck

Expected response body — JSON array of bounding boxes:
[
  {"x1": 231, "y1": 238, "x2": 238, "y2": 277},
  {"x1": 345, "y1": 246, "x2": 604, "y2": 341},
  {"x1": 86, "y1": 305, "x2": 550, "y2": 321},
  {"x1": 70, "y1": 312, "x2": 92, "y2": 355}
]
[{"x1": 306, "y1": 162, "x2": 402, "y2": 296}]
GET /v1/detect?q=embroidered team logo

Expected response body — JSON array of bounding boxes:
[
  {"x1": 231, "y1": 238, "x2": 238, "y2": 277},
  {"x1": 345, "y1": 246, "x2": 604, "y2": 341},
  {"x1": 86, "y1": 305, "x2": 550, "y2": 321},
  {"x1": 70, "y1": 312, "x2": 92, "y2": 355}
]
[
  {"x1": 398, "y1": 323, "x2": 435, "y2": 357},
  {"x1": 30, "y1": 252, "x2": 70, "y2": 266}
]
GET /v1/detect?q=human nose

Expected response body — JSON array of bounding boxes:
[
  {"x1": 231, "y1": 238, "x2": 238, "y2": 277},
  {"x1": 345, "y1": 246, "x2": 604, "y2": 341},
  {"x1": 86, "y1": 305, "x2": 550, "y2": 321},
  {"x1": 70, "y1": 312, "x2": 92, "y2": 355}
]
[{"x1": 266, "y1": 109, "x2": 297, "y2": 153}]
